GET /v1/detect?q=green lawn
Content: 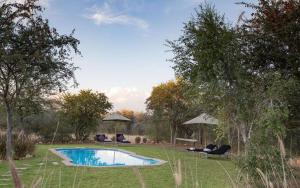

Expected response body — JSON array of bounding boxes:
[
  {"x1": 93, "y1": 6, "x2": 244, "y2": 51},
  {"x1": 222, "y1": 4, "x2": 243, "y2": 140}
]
[{"x1": 0, "y1": 144, "x2": 237, "y2": 188}]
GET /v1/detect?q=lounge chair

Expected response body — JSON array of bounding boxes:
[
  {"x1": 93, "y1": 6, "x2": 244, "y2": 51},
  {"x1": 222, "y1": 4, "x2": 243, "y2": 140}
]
[
  {"x1": 95, "y1": 134, "x2": 112, "y2": 143},
  {"x1": 202, "y1": 145, "x2": 231, "y2": 158},
  {"x1": 187, "y1": 144, "x2": 217, "y2": 152},
  {"x1": 116, "y1": 134, "x2": 131, "y2": 143}
]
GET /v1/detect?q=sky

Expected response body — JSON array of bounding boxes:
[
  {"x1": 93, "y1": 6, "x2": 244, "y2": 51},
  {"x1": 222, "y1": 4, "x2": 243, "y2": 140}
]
[{"x1": 14, "y1": 0, "x2": 255, "y2": 112}]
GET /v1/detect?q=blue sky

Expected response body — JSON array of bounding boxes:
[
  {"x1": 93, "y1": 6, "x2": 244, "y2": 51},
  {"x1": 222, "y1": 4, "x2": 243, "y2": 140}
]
[{"x1": 37, "y1": 0, "x2": 255, "y2": 111}]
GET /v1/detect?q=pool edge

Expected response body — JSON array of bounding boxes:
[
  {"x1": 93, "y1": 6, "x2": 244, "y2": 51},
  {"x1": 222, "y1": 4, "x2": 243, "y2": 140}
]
[{"x1": 49, "y1": 148, "x2": 168, "y2": 168}]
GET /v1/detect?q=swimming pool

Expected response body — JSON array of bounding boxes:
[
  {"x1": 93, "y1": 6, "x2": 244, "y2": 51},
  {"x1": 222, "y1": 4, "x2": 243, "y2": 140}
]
[{"x1": 50, "y1": 148, "x2": 166, "y2": 167}]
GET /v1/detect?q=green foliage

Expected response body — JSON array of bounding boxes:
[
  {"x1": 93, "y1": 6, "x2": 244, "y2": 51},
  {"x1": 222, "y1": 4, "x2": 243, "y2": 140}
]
[
  {"x1": 238, "y1": 133, "x2": 291, "y2": 185},
  {"x1": 0, "y1": 0, "x2": 80, "y2": 105},
  {"x1": 144, "y1": 111, "x2": 171, "y2": 143},
  {"x1": 61, "y1": 90, "x2": 112, "y2": 142},
  {"x1": 167, "y1": 4, "x2": 239, "y2": 86},
  {"x1": 240, "y1": 0, "x2": 300, "y2": 123},
  {"x1": 167, "y1": 0, "x2": 300, "y2": 184},
  {"x1": 285, "y1": 128, "x2": 300, "y2": 156},
  {"x1": 146, "y1": 79, "x2": 191, "y2": 143},
  {"x1": 135, "y1": 136, "x2": 141, "y2": 144},
  {"x1": 38, "y1": 120, "x2": 73, "y2": 144},
  {"x1": 167, "y1": 3, "x2": 255, "y2": 146},
  {"x1": 21, "y1": 110, "x2": 73, "y2": 143},
  {"x1": 0, "y1": 0, "x2": 80, "y2": 160}
]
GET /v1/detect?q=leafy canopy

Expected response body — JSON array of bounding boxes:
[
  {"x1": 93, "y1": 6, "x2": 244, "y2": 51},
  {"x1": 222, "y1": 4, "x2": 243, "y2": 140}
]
[{"x1": 61, "y1": 90, "x2": 112, "y2": 141}]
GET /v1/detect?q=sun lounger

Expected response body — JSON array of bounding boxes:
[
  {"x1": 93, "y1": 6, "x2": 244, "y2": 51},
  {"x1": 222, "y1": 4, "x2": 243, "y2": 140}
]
[
  {"x1": 116, "y1": 134, "x2": 131, "y2": 143},
  {"x1": 201, "y1": 145, "x2": 231, "y2": 159},
  {"x1": 96, "y1": 134, "x2": 112, "y2": 143},
  {"x1": 187, "y1": 144, "x2": 217, "y2": 152}
]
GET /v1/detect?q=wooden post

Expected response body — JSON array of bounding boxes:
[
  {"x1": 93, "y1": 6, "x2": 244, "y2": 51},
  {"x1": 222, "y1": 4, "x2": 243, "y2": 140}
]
[{"x1": 115, "y1": 127, "x2": 117, "y2": 145}]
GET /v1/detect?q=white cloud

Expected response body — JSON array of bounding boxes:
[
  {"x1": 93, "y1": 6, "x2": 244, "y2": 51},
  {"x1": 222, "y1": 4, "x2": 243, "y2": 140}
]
[
  {"x1": 90, "y1": 12, "x2": 149, "y2": 29},
  {"x1": 87, "y1": 3, "x2": 149, "y2": 30},
  {"x1": 189, "y1": 0, "x2": 204, "y2": 4},
  {"x1": 103, "y1": 87, "x2": 150, "y2": 112}
]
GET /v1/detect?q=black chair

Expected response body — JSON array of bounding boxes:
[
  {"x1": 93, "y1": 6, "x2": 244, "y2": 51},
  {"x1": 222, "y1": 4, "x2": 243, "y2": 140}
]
[
  {"x1": 95, "y1": 134, "x2": 112, "y2": 143},
  {"x1": 116, "y1": 134, "x2": 131, "y2": 143},
  {"x1": 187, "y1": 144, "x2": 217, "y2": 152},
  {"x1": 203, "y1": 145, "x2": 231, "y2": 158}
]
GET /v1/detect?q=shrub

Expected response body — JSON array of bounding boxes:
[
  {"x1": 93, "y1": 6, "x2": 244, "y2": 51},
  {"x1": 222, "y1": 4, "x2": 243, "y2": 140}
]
[
  {"x1": 111, "y1": 136, "x2": 116, "y2": 142},
  {"x1": 24, "y1": 111, "x2": 74, "y2": 144},
  {"x1": 135, "y1": 136, "x2": 141, "y2": 144},
  {"x1": 14, "y1": 134, "x2": 35, "y2": 159},
  {"x1": 39, "y1": 123, "x2": 73, "y2": 144},
  {"x1": 142, "y1": 137, "x2": 147, "y2": 144},
  {"x1": 0, "y1": 133, "x2": 35, "y2": 160},
  {"x1": 144, "y1": 114, "x2": 171, "y2": 143}
]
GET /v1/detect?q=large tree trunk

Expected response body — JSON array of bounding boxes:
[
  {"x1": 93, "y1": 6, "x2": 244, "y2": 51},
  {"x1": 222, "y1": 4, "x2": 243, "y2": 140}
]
[
  {"x1": 173, "y1": 125, "x2": 177, "y2": 145},
  {"x1": 240, "y1": 123, "x2": 247, "y2": 144},
  {"x1": 4, "y1": 102, "x2": 22, "y2": 188},
  {"x1": 5, "y1": 102, "x2": 13, "y2": 160},
  {"x1": 170, "y1": 125, "x2": 173, "y2": 144}
]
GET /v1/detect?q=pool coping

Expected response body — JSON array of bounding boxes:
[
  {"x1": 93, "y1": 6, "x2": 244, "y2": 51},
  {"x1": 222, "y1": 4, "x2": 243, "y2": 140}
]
[{"x1": 49, "y1": 148, "x2": 167, "y2": 168}]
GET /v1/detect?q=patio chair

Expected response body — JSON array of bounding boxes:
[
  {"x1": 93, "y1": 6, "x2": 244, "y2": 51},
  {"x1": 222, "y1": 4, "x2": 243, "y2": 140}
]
[
  {"x1": 95, "y1": 134, "x2": 112, "y2": 143},
  {"x1": 202, "y1": 145, "x2": 231, "y2": 158},
  {"x1": 187, "y1": 144, "x2": 217, "y2": 152},
  {"x1": 116, "y1": 134, "x2": 131, "y2": 143}
]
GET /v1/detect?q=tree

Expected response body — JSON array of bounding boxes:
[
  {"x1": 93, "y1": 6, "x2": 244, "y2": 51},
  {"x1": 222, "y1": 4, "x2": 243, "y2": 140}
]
[
  {"x1": 239, "y1": 0, "x2": 300, "y2": 127},
  {"x1": 61, "y1": 90, "x2": 112, "y2": 141},
  {"x1": 167, "y1": 3, "x2": 257, "y2": 148},
  {"x1": 15, "y1": 89, "x2": 45, "y2": 131},
  {"x1": 167, "y1": 1, "x2": 300, "y2": 183},
  {"x1": 236, "y1": 0, "x2": 300, "y2": 181},
  {"x1": 146, "y1": 78, "x2": 189, "y2": 144},
  {"x1": 144, "y1": 110, "x2": 171, "y2": 143},
  {"x1": 0, "y1": 0, "x2": 80, "y2": 163}
]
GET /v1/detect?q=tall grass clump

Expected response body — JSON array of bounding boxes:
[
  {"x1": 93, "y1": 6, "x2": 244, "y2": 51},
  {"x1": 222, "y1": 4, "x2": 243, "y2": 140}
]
[
  {"x1": 0, "y1": 132, "x2": 35, "y2": 160},
  {"x1": 237, "y1": 135, "x2": 298, "y2": 187}
]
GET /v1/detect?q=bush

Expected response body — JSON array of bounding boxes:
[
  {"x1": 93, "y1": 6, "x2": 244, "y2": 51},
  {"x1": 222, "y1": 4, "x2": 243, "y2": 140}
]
[
  {"x1": 23, "y1": 111, "x2": 73, "y2": 144},
  {"x1": 0, "y1": 133, "x2": 35, "y2": 160},
  {"x1": 145, "y1": 121, "x2": 170, "y2": 143},
  {"x1": 39, "y1": 123, "x2": 73, "y2": 144},
  {"x1": 14, "y1": 134, "x2": 35, "y2": 159},
  {"x1": 135, "y1": 136, "x2": 141, "y2": 144},
  {"x1": 142, "y1": 137, "x2": 147, "y2": 144},
  {"x1": 111, "y1": 136, "x2": 116, "y2": 142}
]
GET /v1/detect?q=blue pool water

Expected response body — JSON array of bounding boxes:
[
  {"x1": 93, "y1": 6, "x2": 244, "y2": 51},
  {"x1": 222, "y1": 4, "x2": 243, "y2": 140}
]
[{"x1": 55, "y1": 148, "x2": 160, "y2": 167}]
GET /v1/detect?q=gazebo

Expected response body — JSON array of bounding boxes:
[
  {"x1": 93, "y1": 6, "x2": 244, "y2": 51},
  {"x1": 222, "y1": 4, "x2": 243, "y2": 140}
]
[
  {"x1": 103, "y1": 112, "x2": 131, "y2": 143},
  {"x1": 176, "y1": 113, "x2": 218, "y2": 146},
  {"x1": 103, "y1": 113, "x2": 131, "y2": 122}
]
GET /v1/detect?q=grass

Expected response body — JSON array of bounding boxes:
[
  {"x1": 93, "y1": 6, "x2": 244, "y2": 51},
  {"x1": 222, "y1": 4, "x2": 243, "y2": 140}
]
[{"x1": 0, "y1": 144, "x2": 237, "y2": 188}]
